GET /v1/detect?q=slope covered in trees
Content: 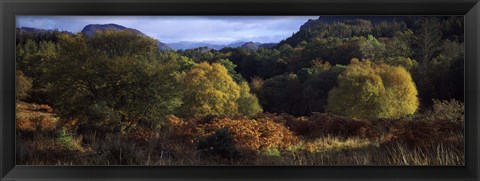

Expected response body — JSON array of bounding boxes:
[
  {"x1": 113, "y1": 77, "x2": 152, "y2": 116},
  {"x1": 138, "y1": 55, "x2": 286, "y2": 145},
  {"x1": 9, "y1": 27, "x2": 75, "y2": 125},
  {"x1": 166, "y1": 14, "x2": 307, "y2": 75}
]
[{"x1": 15, "y1": 16, "x2": 464, "y2": 166}]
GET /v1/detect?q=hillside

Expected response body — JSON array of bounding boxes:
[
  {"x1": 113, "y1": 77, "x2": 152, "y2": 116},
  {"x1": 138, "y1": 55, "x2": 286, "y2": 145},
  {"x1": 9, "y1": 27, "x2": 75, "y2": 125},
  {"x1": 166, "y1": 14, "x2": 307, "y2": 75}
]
[
  {"x1": 15, "y1": 16, "x2": 465, "y2": 166},
  {"x1": 81, "y1": 23, "x2": 171, "y2": 51}
]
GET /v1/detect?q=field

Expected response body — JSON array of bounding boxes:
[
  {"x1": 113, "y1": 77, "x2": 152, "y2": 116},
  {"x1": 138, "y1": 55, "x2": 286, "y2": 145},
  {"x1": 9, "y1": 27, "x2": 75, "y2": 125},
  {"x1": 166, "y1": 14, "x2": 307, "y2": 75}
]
[{"x1": 16, "y1": 101, "x2": 464, "y2": 165}]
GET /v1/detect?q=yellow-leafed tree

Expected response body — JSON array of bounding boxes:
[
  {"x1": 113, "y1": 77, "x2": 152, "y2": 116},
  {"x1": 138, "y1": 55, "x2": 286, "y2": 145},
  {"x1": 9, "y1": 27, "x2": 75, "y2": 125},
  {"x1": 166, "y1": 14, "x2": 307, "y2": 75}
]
[
  {"x1": 327, "y1": 59, "x2": 419, "y2": 119},
  {"x1": 180, "y1": 62, "x2": 241, "y2": 117}
]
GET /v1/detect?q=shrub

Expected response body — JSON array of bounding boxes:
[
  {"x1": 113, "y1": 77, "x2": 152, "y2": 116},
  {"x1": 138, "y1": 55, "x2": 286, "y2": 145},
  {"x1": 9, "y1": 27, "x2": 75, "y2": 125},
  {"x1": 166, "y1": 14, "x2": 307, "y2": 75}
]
[
  {"x1": 56, "y1": 127, "x2": 84, "y2": 152},
  {"x1": 380, "y1": 118, "x2": 463, "y2": 149},
  {"x1": 327, "y1": 59, "x2": 419, "y2": 119},
  {"x1": 197, "y1": 127, "x2": 241, "y2": 159},
  {"x1": 428, "y1": 99, "x2": 464, "y2": 122},
  {"x1": 282, "y1": 113, "x2": 380, "y2": 139},
  {"x1": 201, "y1": 118, "x2": 300, "y2": 153},
  {"x1": 16, "y1": 102, "x2": 58, "y2": 135}
]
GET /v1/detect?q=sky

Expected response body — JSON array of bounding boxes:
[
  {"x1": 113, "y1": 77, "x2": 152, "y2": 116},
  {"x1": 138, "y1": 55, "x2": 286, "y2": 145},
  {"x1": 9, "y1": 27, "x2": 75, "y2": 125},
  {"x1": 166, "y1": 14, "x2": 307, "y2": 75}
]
[{"x1": 16, "y1": 16, "x2": 318, "y2": 44}]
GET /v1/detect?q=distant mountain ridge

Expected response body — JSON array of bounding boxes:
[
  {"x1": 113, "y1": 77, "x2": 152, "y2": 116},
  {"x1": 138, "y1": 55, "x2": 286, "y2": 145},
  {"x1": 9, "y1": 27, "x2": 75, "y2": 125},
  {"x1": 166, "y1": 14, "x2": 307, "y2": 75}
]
[
  {"x1": 17, "y1": 27, "x2": 72, "y2": 35},
  {"x1": 167, "y1": 41, "x2": 277, "y2": 50},
  {"x1": 81, "y1": 24, "x2": 144, "y2": 37},
  {"x1": 18, "y1": 24, "x2": 281, "y2": 51},
  {"x1": 80, "y1": 24, "x2": 171, "y2": 51},
  {"x1": 310, "y1": 16, "x2": 406, "y2": 26}
]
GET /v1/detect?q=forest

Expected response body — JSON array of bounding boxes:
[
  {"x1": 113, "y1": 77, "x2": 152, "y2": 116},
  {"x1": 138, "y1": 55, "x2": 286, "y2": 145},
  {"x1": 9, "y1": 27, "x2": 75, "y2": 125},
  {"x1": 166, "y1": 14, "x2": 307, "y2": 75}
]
[{"x1": 15, "y1": 16, "x2": 464, "y2": 165}]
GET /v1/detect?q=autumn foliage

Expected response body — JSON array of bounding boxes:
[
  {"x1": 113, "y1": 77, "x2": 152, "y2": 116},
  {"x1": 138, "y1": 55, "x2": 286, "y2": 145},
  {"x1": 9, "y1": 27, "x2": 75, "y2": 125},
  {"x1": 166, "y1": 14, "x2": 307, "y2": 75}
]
[
  {"x1": 14, "y1": 17, "x2": 465, "y2": 165},
  {"x1": 327, "y1": 59, "x2": 419, "y2": 119}
]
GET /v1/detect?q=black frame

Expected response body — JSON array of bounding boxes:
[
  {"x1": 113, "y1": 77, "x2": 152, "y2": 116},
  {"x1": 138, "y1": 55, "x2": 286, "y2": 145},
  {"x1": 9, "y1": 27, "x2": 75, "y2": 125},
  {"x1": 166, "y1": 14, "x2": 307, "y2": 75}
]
[{"x1": 1, "y1": 0, "x2": 479, "y2": 180}]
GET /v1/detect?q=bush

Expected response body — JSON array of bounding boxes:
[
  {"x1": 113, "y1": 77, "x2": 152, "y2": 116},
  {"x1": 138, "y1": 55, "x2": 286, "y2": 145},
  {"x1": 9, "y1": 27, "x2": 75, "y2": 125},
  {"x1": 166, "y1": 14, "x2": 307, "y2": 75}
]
[
  {"x1": 197, "y1": 127, "x2": 241, "y2": 160},
  {"x1": 201, "y1": 118, "x2": 300, "y2": 153},
  {"x1": 280, "y1": 113, "x2": 380, "y2": 139},
  {"x1": 327, "y1": 59, "x2": 419, "y2": 119},
  {"x1": 380, "y1": 118, "x2": 463, "y2": 149},
  {"x1": 156, "y1": 116, "x2": 202, "y2": 157},
  {"x1": 424, "y1": 99, "x2": 464, "y2": 122}
]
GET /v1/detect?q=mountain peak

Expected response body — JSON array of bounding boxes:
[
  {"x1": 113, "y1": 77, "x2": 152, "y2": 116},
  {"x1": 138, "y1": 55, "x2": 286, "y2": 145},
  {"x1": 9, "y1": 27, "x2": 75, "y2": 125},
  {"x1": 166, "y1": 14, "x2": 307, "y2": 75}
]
[
  {"x1": 81, "y1": 23, "x2": 145, "y2": 37},
  {"x1": 240, "y1": 42, "x2": 261, "y2": 51},
  {"x1": 80, "y1": 24, "x2": 171, "y2": 51}
]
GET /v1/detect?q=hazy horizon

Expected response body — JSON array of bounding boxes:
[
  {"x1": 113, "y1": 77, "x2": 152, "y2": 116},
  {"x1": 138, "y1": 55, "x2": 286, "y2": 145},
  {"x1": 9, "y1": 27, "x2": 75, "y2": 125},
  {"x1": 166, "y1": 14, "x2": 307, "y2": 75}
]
[{"x1": 16, "y1": 16, "x2": 318, "y2": 44}]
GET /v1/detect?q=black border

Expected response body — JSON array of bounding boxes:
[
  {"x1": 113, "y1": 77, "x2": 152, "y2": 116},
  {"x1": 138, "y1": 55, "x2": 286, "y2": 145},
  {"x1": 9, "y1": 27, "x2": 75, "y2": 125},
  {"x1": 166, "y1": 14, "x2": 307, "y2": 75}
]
[{"x1": 1, "y1": 0, "x2": 479, "y2": 180}]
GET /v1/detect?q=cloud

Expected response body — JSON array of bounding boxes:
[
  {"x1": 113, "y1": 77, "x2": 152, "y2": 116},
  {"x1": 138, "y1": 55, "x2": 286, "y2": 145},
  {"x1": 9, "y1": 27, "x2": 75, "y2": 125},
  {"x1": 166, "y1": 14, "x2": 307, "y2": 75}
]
[{"x1": 16, "y1": 16, "x2": 318, "y2": 44}]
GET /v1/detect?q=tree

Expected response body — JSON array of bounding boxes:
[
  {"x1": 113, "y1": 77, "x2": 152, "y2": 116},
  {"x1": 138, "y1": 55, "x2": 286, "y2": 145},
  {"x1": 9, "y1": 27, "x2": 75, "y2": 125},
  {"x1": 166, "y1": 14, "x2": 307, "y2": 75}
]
[
  {"x1": 384, "y1": 30, "x2": 414, "y2": 58},
  {"x1": 46, "y1": 31, "x2": 183, "y2": 132},
  {"x1": 257, "y1": 74, "x2": 305, "y2": 115},
  {"x1": 414, "y1": 16, "x2": 443, "y2": 63},
  {"x1": 217, "y1": 59, "x2": 244, "y2": 83},
  {"x1": 412, "y1": 39, "x2": 464, "y2": 106},
  {"x1": 381, "y1": 57, "x2": 417, "y2": 70},
  {"x1": 16, "y1": 70, "x2": 33, "y2": 101},
  {"x1": 180, "y1": 62, "x2": 241, "y2": 118},
  {"x1": 236, "y1": 81, "x2": 263, "y2": 117},
  {"x1": 16, "y1": 40, "x2": 59, "y2": 104},
  {"x1": 327, "y1": 59, "x2": 418, "y2": 119},
  {"x1": 357, "y1": 35, "x2": 385, "y2": 60},
  {"x1": 302, "y1": 64, "x2": 346, "y2": 113}
]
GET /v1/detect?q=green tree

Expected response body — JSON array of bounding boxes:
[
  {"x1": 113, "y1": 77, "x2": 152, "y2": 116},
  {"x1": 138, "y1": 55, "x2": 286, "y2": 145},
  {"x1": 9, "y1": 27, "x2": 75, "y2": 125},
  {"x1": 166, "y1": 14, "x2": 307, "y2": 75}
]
[
  {"x1": 217, "y1": 59, "x2": 244, "y2": 83},
  {"x1": 236, "y1": 81, "x2": 263, "y2": 117},
  {"x1": 384, "y1": 30, "x2": 414, "y2": 58},
  {"x1": 16, "y1": 39, "x2": 59, "y2": 104},
  {"x1": 302, "y1": 64, "x2": 346, "y2": 113},
  {"x1": 412, "y1": 39, "x2": 464, "y2": 106},
  {"x1": 357, "y1": 35, "x2": 385, "y2": 60},
  {"x1": 46, "y1": 31, "x2": 183, "y2": 132},
  {"x1": 327, "y1": 59, "x2": 418, "y2": 119},
  {"x1": 258, "y1": 74, "x2": 305, "y2": 115},
  {"x1": 414, "y1": 16, "x2": 443, "y2": 63}
]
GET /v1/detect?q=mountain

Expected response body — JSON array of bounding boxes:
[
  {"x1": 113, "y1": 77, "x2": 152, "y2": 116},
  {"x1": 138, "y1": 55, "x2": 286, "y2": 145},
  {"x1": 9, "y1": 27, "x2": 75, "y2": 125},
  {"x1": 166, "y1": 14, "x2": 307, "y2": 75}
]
[
  {"x1": 240, "y1": 42, "x2": 261, "y2": 51},
  {"x1": 16, "y1": 27, "x2": 74, "y2": 45},
  {"x1": 311, "y1": 16, "x2": 406, "y2": 26},
  {"x1": 17, "y1": 27, "x2": 73, "y2": 35},
  {"x1": 259, "y1": 43, "x2": 277, "y2": 48},
  {"x1": 81, "y1": 24, "x2": 144, "y2": 37},
  {"x1": 167, "y1": 41, "x2": 277, "y2": 50},
  {"x1": 278, "y1": 16, "x2": 409, "y2": 48},
  {"x1": 167, "y1": 41, "x2": 227, "y2": 50},
  {"x1": 167, "y1": 41, "x2": 254, "y2": 50},
  {"x1": 17, "y1": 27, "x2": 50, "y2": 33},
  {"x1": 81, "y1": 24, "x2": 171, "y2": 51}
]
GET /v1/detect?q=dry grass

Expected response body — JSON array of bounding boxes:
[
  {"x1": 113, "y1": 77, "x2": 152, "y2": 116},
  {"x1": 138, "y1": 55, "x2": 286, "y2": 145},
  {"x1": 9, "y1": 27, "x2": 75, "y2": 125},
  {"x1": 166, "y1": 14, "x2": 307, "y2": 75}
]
[
  {"x1": 16, "y1": 101, "x2": 58, "y2": 134},
  {"x1": 16, "y1": 102, "x2": 464, "y2": 166}
]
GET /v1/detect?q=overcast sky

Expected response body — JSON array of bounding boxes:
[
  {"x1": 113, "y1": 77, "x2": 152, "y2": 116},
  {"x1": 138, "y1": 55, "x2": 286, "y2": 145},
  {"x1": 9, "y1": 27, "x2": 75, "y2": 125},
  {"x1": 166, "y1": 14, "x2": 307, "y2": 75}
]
[{"x1": 16, "y1": 16, "x2": 318, "y2": 44}]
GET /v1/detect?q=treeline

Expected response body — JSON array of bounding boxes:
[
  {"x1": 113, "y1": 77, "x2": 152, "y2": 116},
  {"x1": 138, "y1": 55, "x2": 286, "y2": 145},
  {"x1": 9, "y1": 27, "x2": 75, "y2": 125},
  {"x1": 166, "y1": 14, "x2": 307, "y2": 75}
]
[
  {"x1": 174, "y1": 16, "x2": 464, "y2": 115},
  {"x1": 16, "y1": 16, "x2": 464, "y2": 135},
  {"x1": 16, "y1": 30, "x2": 263, "y2": 134}
]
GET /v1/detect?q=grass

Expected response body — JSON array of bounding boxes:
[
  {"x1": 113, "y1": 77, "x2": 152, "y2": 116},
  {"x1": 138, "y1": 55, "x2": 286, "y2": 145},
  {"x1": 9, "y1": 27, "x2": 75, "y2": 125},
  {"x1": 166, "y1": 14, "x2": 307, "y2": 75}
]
[{"x1": 16, "y1": 102, "x2": 464, "y2": 166}]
